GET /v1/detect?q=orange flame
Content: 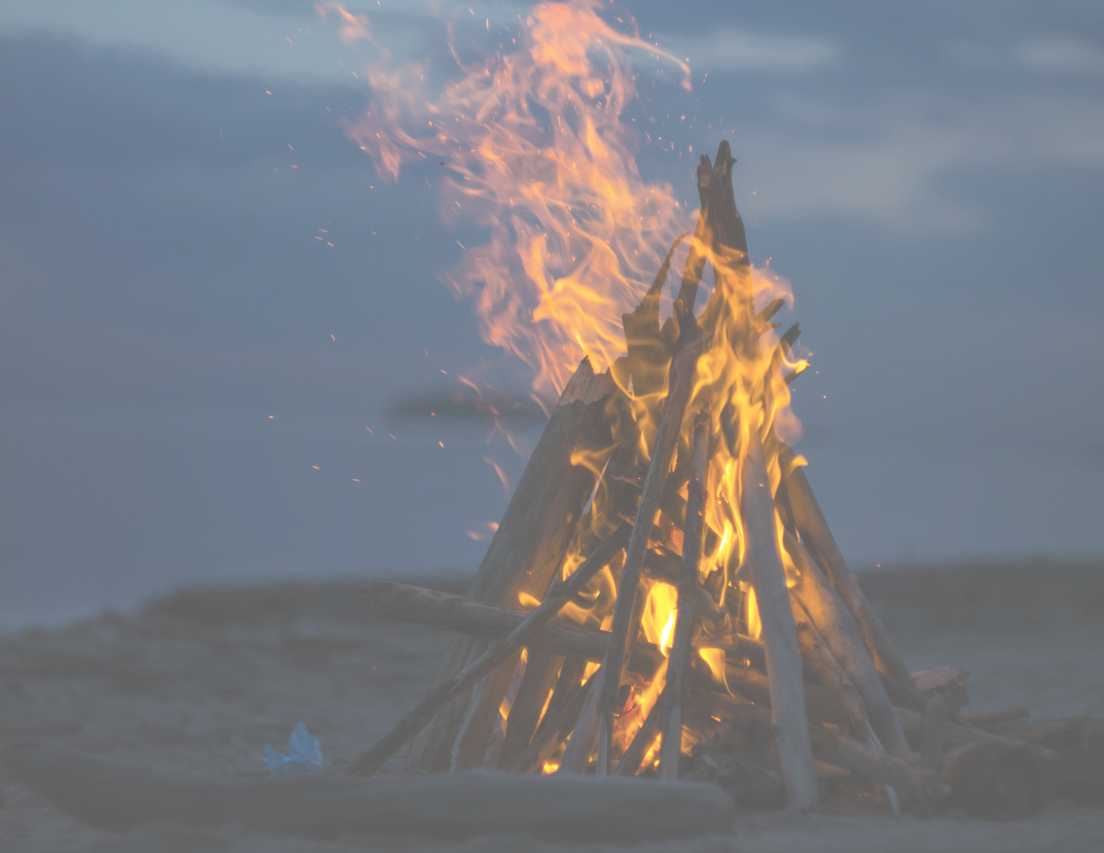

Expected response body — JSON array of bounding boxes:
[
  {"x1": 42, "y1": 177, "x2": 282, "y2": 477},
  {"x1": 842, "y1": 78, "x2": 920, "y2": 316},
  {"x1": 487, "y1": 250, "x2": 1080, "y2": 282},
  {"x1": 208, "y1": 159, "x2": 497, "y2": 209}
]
[
  {"x1": 314, "y1": 2, "x2": 371, "y2": 43},
  {"x1": 330, "y1": 0, "x2": 814, "y2": 774},
  {"x1": 345, "y1": 0, "x2": 691, "y2": 401}
]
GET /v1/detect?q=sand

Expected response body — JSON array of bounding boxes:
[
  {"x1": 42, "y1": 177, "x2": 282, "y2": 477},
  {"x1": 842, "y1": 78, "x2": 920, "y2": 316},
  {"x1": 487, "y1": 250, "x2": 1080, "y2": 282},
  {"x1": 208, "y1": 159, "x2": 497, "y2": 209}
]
[{"x1": 2, "y1": 561, "x2": 1103, "y2": 852}]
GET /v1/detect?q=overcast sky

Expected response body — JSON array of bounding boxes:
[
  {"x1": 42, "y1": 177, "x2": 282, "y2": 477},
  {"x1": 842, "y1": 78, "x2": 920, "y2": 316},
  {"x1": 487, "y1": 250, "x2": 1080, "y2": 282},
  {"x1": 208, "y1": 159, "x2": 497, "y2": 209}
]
[{"x1": 2, "y1": 1, "x2": 1102, "y2": 626}]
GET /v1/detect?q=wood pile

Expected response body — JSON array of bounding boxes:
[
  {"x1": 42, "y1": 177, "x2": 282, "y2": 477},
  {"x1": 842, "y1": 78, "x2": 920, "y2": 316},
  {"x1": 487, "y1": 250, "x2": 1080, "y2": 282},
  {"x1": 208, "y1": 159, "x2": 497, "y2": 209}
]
[{"x1": 347, "y1": 142, "x2": 1099, "y2": 819}]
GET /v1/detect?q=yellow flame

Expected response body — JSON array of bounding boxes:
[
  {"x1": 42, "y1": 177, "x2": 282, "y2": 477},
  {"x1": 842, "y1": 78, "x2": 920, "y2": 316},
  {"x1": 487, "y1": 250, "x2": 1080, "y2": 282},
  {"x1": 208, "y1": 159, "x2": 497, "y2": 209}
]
[
  {"x1": 641, "y1": 581, "x2": 678, "y2": 657},
  {"x1": 517, "y1": 591, "x2": 541, "y2": 609},
  {"x1": 697, "y1": 647, "x2": 727, "y2": 686},
  {"x1": 744, "y1": 583, "x2": 762, "y2": 640}
]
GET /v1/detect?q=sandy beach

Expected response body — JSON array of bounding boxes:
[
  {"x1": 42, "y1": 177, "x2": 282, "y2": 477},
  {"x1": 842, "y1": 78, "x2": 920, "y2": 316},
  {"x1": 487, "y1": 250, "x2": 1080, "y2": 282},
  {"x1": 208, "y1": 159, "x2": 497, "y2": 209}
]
[{"x1": 2, "y1": 559, "x2": 1103, "y2": 852}]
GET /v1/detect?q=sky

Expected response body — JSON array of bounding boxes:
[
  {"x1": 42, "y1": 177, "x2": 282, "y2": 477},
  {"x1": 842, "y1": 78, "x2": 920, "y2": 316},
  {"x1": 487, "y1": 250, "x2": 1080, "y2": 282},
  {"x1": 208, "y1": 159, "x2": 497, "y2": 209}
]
[{"x1": 2, "y1": 0, "x2": 1102, "y2": 626}]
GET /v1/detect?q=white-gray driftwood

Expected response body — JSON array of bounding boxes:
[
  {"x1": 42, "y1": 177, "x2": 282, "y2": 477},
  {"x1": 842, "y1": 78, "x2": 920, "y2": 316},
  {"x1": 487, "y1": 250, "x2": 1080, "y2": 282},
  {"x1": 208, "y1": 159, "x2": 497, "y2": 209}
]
[
  {"x1": 741, "y1": 431, "x2": 818, "y2": 810},
  {"x1": 3, "y1": 744, "x2": 732, "y2": 841}
]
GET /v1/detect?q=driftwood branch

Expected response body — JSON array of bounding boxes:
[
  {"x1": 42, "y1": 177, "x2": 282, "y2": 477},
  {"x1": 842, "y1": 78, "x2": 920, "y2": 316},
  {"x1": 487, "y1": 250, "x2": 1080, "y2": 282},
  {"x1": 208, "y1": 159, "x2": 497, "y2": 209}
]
[
  {"x1": 742, "y1": 431, "x2": 819, "y2": 810},
  {"x1": 3, "y1": 744, "x2": 733, "y2": 841}
]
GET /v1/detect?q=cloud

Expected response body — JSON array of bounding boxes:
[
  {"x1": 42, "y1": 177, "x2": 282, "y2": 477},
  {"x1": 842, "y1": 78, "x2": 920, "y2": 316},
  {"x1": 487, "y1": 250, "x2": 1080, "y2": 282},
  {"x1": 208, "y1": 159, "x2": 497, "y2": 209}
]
[
  {"x1": 728, "y1": 91, "x2": 1104, "y2": 231},
  {"x1": 0, "y1": 0, "x2": 437, "y2": 83},
  {"x1": 947, "y1": 34, "x2": 1104, "y2": 77},
  {"x1": 1016, "y1": 34, "x2": 1104, "y2": 75},
  {"x1": 670, "y1": 28, "x2": 841, "y2": 74}
]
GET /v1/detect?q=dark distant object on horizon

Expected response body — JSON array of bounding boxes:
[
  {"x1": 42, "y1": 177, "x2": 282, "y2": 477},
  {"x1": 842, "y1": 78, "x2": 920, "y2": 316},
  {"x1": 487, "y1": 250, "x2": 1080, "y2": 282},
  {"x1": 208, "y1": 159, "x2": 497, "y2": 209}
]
[{"x1": 386, "y1": 386, "x2": 550, "y2": 425}]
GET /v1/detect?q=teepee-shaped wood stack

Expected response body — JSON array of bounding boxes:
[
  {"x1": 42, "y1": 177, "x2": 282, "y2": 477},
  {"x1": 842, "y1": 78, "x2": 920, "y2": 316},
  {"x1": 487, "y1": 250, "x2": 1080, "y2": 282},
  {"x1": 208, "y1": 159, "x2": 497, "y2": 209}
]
[{"x1": 352, "y1": 142, "x2": 1035, "y2": 816}]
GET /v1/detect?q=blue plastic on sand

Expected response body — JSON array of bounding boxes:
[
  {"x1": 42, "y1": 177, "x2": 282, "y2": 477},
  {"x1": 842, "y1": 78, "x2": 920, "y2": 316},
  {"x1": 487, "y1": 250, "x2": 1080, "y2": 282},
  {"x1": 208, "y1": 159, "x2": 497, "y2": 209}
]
[{"x1": 263, "y1": 721, "x2": 323, "y2": 773}]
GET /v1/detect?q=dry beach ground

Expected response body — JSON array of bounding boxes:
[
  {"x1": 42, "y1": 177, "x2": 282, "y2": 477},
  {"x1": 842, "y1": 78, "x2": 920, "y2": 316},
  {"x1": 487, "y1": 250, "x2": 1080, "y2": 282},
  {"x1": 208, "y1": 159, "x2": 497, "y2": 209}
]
[{"x1": 2, "y1": 559, "x2": 1103, "y2": 852}]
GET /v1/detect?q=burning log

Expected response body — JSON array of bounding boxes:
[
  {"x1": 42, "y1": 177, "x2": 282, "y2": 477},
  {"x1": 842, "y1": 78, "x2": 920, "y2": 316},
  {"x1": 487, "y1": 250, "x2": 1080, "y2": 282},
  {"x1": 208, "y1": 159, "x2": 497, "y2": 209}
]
[
  {"x1": 658, "y1": 417, "x2": 711, "y2": 780},
  {"x1": 352, "y1": 526, "x2": 630, "y2": 775},
  {"x1": 514, "y1": 666, "x2": 595, "y2": 774},
  {"x1": 560, "y1": 670, "x2": 604, "y2": 773},
  {"x1": 407, "y1": 358, "x2": 618, "y2": 772},
  {"x1": 741, "y1": 432, "x2": 819, "y2": 810},
  {"x1": 361, "y1": 579, "x2": 782, "y2": 695},
  {"x1": 617, "y1": 691, "x2": 666, "y2": 776},
  {"x1": 499, "y1": 644, "x2": 561, "y2": 767},
  {"x1": 503, "y1": 435, "x2": 645, "y2": 769},
  {"x1": 596, "y1": 328, "x2": 703, "y2": 774}
]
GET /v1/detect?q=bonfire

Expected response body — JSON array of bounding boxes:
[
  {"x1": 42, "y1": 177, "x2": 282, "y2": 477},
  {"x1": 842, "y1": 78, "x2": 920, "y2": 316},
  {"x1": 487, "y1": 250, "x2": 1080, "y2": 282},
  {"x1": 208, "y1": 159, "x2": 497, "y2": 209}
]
[
  {"x1": 9, "y1": 2, "x2": 1099, "y2": 842},
  {"x1": 344, "y1": 0, "x2": 1081, "y2": 820}
]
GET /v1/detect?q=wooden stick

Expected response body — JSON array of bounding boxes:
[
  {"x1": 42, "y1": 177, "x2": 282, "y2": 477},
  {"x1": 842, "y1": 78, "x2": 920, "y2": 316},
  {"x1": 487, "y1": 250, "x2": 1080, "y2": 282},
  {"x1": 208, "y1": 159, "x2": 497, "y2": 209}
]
[
  {"x1": 596, "y1": 333, "x2": 702, "y2": 774},
  {"x1": 352, "y1": 526, "x2": 629, "y2": 775},
  {"x1": 498, "y1": 644, "x2": 560, "y2": 767},
  {"x1": 742, "y1": 431, "x2": 818, "y2": 810},
  {"x1": 560, "y1": 669, "x2": 604, "y2": 773},
  {"x1": 500, "y1": 437, "x2": 644, "y2": 770},
  {"x1": 673, "y1": 152, "x2": 720, "y2": 317},
  {"x1": 778, "y1": 448, "x2": 921, "y2": 708},
  {"x1": 363, "y1": 579, "x2": 865, "y2": 731},
  {"x1": 659, "y1": 416, "x2": 710, "y2": 780},
  {"x1": 364, "y1": 579, "x2": 782, "y2": 700},
  {"x1": 409, "y1": 359, "x2": 617, "y2": 772},
  {"x1": 756, "y1": 297, "x2": 785, "y2": 324},
  {"x1": 617, "y1": 693, "x2": 666, "y2": 776},
  {"x1": 786, "y1": 535, "x2": 911, "y2": 758},
  {"x1": 512, "y1": 664, "x2": 593, "y2": 774},
  {"x1": 4, "y1": 744, "x2": 734, "y2": 841}
]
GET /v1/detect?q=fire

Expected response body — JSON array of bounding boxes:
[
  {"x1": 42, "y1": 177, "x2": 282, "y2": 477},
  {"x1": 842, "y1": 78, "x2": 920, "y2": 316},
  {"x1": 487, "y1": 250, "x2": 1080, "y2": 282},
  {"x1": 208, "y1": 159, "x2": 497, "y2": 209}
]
[
  {"x1": 642, "y1": 581, "x2": 679, "y2": 657},
  {"x1": 329, "y1": 0, "x2": 812, "y2": 775},
  {"x1": 744, "y1": 582, "x2": 763, "y2": 640},
  {"x1": 314, "y1": 2, "x2": 370, "y2": 43},
  {"x1": 341, "y1": 0, "x2": 691, "y2": 403}
]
